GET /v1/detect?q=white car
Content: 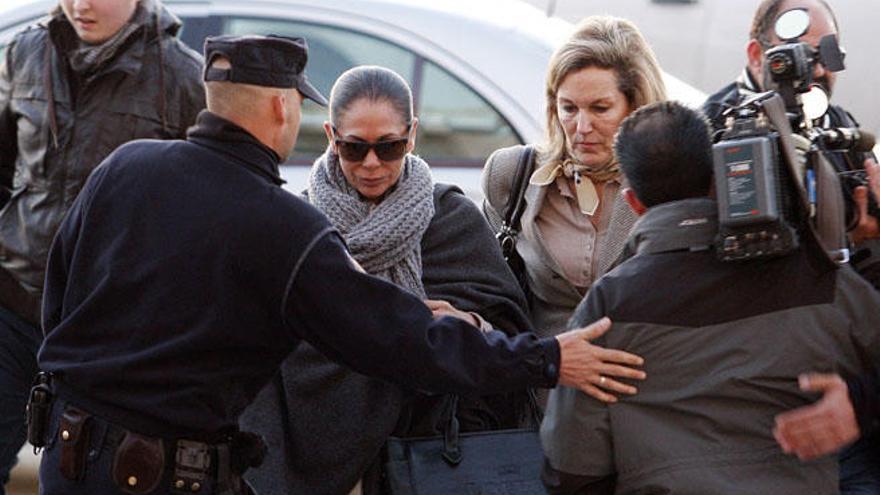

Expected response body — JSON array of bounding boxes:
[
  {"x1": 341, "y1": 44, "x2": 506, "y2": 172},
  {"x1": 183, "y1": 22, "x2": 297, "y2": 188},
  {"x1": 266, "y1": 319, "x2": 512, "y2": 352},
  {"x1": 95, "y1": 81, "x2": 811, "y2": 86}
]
[{"x1": 0, "y1": 0, "x2": 707, "y2": 198}]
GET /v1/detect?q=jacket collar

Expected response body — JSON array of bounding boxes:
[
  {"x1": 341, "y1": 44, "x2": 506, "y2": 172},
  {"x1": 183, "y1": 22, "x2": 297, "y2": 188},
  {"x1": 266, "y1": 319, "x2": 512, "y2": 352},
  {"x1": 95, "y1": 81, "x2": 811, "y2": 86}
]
[
  {"x1": 737, "y1": 67, "x2": 760, "y2": 95},
  {"x1": 187, "y1": 111, "x2": 286, "y2": 186},
  {"x1": 627, "y1": 198, "x2": 718, "y2": 256}
]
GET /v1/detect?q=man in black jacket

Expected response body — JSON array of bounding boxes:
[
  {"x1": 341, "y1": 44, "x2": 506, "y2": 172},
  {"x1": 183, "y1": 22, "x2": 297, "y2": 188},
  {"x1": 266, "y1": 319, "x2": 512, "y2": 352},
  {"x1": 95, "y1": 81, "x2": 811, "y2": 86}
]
[
  {"x1": 35, "y1": 34, "x2": 628, "y2": 495},
  {"x1": 702, "y1": 1, "x2": 880, "y2": 491},
  {"x1": 0, "y1": 0, "x2": 204, "y2": 490},
  {"x1": 702, "y1": 0, "x2": 879, "y2": 287}
]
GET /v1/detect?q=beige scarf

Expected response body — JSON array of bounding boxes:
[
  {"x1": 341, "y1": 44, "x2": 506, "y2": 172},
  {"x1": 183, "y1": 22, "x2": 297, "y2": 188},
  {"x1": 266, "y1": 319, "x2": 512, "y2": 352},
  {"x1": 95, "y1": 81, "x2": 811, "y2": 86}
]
[{"x1": 530, "y1": 158, "x2": 620, "y2": 215}]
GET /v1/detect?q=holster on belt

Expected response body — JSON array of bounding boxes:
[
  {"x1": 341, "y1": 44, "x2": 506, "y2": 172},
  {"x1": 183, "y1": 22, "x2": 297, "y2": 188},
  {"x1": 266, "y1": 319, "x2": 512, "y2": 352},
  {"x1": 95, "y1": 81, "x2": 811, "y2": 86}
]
[
  {"x1": 26, "y1": 372, "x2": 53, "y2": 452},
  {"x1": 58, "y1": 407, "x2": 92, "y2": 481},
  {"x1": 112, "y1": 431, "x2": 165, "y2": 494}
]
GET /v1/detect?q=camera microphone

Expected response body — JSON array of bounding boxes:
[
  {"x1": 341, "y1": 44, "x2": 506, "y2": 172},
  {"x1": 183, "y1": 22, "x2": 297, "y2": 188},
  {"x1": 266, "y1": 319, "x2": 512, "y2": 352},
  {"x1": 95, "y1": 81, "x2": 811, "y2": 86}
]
[{"x1": 816, "y1": 127, "x2": 876, "y2": 152}]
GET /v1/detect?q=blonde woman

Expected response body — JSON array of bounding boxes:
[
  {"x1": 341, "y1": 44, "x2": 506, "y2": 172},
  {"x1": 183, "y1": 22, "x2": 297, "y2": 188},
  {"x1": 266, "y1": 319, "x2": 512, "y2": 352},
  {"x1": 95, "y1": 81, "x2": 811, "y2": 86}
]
[{"x1": 482, "y1": 16, "x2": 666, "y2": 403}]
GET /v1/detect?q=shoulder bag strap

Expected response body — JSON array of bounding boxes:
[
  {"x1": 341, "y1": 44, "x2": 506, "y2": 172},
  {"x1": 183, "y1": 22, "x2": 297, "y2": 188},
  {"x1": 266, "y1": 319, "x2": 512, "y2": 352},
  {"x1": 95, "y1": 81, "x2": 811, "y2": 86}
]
[{"x1": 497, "y1": 145, "x2": 536, "y2": 260}]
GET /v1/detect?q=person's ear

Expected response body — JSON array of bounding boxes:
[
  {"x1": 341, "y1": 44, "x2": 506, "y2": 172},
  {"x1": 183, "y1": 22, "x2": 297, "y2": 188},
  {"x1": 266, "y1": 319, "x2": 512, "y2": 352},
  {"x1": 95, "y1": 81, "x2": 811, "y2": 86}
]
[
  {"x1": 746, "y1": 39, "x2": 765, "y2": 84},
  {"x1": 271, "y1": 94, "x2": 287, "y2": 125},
  {"x1": 622, "y1": 187, "x2": 648, "y2": 216},
  {"x1": 406, "y1": 117, "x2": 419, "y2": 153},
  {"x1": 323, "y1": 122, "x2": 336, "y2": 152}
]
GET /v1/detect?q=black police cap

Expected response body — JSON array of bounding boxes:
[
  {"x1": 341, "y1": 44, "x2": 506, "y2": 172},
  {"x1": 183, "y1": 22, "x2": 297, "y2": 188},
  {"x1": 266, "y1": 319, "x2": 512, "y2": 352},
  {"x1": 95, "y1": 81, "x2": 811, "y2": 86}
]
[{"x1": 203, "y1": 34, "x2": 328, "y2": 106}]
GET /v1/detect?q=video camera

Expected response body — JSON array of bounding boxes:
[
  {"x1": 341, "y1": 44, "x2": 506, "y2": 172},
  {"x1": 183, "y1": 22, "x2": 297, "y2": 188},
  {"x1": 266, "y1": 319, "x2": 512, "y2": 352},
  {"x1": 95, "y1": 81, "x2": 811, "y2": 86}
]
[{"x1": 712, "y1": 8, "x2": 875, "y2": 263}]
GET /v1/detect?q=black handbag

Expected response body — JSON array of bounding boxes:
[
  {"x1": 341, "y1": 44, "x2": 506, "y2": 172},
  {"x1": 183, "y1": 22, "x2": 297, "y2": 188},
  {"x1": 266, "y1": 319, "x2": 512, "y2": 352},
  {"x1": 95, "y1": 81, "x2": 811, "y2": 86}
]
[
  {"x1": 496, "y1": 145, "x2": 537, "y2": 296},
  {"x1": 383, "y1": 393, "x2": 545, "y2": 494}
]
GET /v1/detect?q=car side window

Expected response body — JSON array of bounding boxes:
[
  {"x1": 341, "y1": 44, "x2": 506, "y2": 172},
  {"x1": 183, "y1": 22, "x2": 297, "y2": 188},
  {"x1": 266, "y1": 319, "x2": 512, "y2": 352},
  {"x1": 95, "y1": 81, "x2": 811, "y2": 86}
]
[
  {"x1": 417, "y1": 61, "x2": 518, "y2": 165},
  {"x1": 219, "y1": 17, "x2": 520, "y2": 166}
]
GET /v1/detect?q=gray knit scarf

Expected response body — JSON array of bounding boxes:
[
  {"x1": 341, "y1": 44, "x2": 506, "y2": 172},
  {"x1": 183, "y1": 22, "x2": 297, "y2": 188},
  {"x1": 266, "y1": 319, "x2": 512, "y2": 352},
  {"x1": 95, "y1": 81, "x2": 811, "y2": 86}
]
[
  {"x1": 309, "y1": 150, "x2": 435, "y2": 297},
  {"x1": 67, "y1": 3, "x2": 147, "y2": 75}
]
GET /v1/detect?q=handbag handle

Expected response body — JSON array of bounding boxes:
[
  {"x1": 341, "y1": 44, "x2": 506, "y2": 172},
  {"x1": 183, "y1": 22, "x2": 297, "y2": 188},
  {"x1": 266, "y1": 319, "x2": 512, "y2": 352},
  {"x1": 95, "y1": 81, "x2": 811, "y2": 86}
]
[
  {"x1": 496, "y1": 145, "x2": 536, "y2": 262},
  {"x1": 440, "y1": 390, "x2": 543, "y2": 467}
]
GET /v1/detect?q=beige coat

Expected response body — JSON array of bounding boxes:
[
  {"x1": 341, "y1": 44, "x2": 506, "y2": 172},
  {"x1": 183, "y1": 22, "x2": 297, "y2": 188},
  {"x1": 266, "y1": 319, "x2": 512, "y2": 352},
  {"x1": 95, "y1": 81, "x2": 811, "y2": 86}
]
[{"x1": 481, "y1": 145, "x2": 637, "y2": 338}]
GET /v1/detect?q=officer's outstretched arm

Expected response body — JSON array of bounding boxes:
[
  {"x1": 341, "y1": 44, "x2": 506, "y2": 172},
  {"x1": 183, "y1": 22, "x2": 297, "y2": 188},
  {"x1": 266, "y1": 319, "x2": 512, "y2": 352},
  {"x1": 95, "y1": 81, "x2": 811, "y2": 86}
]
[
  {"x1": 282, "y1": 231, "x2": 612, "y2": 396},
  {"x1": 282, "y1": 231, "x2": 555, "y2": 394}
]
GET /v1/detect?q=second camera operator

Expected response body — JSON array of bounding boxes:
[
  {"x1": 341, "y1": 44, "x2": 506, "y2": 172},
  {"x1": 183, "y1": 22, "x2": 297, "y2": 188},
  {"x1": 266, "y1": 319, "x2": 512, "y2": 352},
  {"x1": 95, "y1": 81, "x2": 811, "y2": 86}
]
[
  {"x1": 703, "y1": 1, "x2": 880, "y2": 493},
  {"x1": 703, "y1": 0, "x2": 879, "y2": 288}
]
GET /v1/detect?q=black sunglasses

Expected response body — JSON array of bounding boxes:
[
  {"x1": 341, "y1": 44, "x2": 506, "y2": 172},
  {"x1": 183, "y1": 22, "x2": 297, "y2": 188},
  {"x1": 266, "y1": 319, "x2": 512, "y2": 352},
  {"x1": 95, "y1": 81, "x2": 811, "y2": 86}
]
[{"x1": 332, "y1": 126, "x2": 410, "y2": 162}]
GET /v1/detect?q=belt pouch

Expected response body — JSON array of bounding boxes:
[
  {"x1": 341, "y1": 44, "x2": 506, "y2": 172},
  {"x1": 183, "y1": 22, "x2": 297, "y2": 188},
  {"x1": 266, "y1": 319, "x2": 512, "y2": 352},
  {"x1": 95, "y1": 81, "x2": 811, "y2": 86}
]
[
  {"x1": 26, "y1": 373, "x2": 53, "y2": 450},
  {"x1": 58, "y1": 407, "x2": 92, "y2": 481},
  {"x1": 171, "y1": 439, "x2": 211, "y2": 494},
  {"x1": 112, "y1": 431, "x2": 165, "y2": 494}
]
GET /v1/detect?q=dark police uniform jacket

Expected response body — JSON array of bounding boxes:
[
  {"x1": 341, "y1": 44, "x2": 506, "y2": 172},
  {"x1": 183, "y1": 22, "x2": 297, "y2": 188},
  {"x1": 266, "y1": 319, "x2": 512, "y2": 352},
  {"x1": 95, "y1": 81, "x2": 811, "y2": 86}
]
[
  {"x1": 541, "y1": 198, "x2": 880, "y2": 494},
  {"x1": 37, "y1": 111, "x2": 559, "y2": 440}
]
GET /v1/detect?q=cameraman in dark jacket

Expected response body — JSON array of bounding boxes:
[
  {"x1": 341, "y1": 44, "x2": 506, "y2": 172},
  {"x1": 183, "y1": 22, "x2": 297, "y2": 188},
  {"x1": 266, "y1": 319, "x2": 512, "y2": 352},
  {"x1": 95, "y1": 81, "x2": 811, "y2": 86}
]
[
  {"x1": 702, "y1": 0, "x2": 879, "y2": 288},
  {"x1": 702, "y1": 1, "x2": 880, "y2": 492},
  {"x1": 0, "y1": 0, "x2": 204, "y2": 490}
]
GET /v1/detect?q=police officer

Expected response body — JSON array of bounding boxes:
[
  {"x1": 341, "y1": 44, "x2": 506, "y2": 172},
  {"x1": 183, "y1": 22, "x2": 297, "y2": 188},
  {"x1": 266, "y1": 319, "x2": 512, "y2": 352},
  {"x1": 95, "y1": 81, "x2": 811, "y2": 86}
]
[
  {"x1": 33, "y1": 35, "x2": 629, "y2": 495},
  {"x1": 0, "y1": 1, "x2": 204, "y2": 488}
]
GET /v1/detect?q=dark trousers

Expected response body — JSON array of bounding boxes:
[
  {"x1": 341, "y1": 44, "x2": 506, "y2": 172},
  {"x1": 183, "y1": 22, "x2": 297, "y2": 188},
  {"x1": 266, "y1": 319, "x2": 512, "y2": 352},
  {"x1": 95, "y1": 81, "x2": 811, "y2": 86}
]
[
  {"x1": 0, "y1": 304, "x2": 40, "y2": 495},
  {"x1": 39, "y1": 400, "x2": 255, "y2": 495},
  {"x1": 840, "y1": 433, "x2": 880, "y2": 495}
]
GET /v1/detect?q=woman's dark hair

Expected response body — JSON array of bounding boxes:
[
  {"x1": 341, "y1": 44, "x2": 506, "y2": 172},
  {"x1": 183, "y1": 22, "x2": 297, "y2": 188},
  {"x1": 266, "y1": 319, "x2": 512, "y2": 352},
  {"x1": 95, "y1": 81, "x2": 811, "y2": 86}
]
[
  {"x1": 614, "y1": 101, "x2": 713, "y2": 208},
  {"x1": 328, "y1": 65, "x2": 413, "y2": 128}
]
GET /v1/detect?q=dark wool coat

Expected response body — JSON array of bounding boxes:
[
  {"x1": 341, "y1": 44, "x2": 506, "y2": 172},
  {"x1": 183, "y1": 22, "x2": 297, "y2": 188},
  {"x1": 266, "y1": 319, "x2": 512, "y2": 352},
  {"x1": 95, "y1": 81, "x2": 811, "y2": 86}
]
[{"x1": 240, "y1": 183, "x2": 533, "y2": 495}]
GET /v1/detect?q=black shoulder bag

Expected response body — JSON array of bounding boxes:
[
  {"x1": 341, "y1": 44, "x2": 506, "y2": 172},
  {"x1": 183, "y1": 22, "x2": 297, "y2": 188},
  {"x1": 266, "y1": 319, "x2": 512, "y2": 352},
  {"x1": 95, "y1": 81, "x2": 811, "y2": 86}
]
[{"x1": 496, "y1": 145, "x2": 536, "y2": 296}]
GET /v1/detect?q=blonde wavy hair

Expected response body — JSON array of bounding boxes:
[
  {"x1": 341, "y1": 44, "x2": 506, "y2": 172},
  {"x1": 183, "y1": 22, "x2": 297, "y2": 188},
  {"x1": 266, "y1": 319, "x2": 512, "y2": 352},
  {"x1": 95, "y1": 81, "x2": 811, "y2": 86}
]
[{"x1": 541, "y1": 16, "x2": 667, "y2": 168}]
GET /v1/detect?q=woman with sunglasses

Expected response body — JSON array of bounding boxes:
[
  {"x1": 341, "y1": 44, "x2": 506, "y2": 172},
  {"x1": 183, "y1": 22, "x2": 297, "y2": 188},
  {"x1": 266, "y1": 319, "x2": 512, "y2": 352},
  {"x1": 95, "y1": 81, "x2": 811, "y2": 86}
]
[
  {"x1": 241, "y1": 65, "x2": 533, "y2": 495},
  {"x1": 482, "y1": 16, "x2": 664, "y2": 404}
]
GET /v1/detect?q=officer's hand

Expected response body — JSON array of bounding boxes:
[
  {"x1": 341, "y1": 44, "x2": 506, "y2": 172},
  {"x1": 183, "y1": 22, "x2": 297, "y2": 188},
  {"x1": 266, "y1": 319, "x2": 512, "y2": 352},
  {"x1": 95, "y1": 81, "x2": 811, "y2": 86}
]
[
  {"x1": 555, "y1": 317, "x2": 646, "y2": 403},
  {"x1": 425, "y1": 299, "x2": 480, "y2": 328},
  {"x1": 773, "y1": 373, "x2": 860, "y2": 461}
]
